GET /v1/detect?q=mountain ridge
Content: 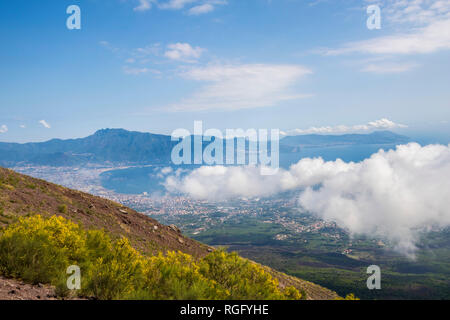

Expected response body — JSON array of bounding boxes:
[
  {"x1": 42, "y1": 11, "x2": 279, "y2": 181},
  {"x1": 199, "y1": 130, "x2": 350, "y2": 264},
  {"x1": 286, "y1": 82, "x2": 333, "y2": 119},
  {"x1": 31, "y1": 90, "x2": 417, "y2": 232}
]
[
  {"x1": 0, "y1": 128, "x2": 411, "y2": 167},
  {"x1": 0, "y1": 129, "x2": 175, "y2": 167}
]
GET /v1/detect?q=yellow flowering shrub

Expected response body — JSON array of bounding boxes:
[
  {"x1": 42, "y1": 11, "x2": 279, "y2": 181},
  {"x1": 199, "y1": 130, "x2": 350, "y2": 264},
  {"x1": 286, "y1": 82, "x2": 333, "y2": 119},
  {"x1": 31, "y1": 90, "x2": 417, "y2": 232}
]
[
  {"x1": 83, "y1": 237, "x2": 146, "y2": 299},
  {"x1": 0, "y1": 216, "x2": 303, "y2": 300},
  {"x1": 0, "y1": 215, "x2": 85, "y2": 284},
  {"x1": 132, "y1": 251, "x2": 223, "y2": 300},
  {"x1": 199, "y1": 250, "x2": 300, "y2": 300},
  {"x1": 2, "y1": 215, "x2": 85, "y2": 257},
  {"x1": 336, "y1": 293, "x2": 360, "y2": 300}
]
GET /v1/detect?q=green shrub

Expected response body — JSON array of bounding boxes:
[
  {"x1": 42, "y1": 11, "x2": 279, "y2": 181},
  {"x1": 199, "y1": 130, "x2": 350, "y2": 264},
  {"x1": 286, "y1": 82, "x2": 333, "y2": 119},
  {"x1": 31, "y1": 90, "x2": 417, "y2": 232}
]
[
  {"x1": 58, "y1": 204, "x2": 68, "y2": 214},
  {"x1": 26, "y1": 183, "x2": 37, "y2": 190}
]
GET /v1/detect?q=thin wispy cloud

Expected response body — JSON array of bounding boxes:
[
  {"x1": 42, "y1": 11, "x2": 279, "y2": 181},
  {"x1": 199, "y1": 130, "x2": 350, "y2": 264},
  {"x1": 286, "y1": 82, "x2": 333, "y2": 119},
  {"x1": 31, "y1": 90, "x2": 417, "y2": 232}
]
[
  {"x1": 281, "y1": 118, "x2": 407, "y2": 136},
  {"x1": 0, "y1": 125, "x2": 8, "y2": 133},
  {"x1": 325, "y1": 19, "x2": 450, "y2": 56},
  {"x1": 380, "y1": 0, "x2": 450, "y2": 26},
  {"x1": 326, "y1": 0, "x2": 450, "y2": 56},
  {"x1": 123, "y1": 66, "x2": 162, "y2": 75},
  {"x1": 134, "y1": 0, "x2": 154, "y2": 12},
  {"x1": 159, "y1": 0, "x2": 197, "y2": 10},
  {"x1": 188, "y1": 3, "x2": 214, "y2": 15},
  {"x1": 134, "y1": 44, "x2": 162, "y2": 56},
  {"x1": 132, "y1": 0, "x2": 227, "y2": 14},
  {"x1": 321, "y1": 0, "x2": 450, "y2": 75},
  {"x1": 361, "y1": 62, "x2": 418, "y2": 74},
  {"x1": 39, "y1": 120, "x2": 51, "y2": 129},
  {"x1": 101, "y1": 41, "x2": 206, "y2": 74},
  {"x1": 165, "y1": 63, "x2": 312, "y2": 112},
  {"x1": 99, "y1": 41, "x2": 119, "y2": 53},
  {"x1": 188, "y1": 0, "x2": 227, "y2": 15}
]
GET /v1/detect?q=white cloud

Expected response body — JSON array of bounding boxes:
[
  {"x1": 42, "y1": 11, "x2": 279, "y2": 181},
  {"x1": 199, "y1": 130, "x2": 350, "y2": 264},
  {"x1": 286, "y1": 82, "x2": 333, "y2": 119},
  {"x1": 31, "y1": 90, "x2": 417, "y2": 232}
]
[
  {"x1": 379, "y1": 0, "x2": 450, "y2": 26},
  {"x1": 187, "y1": 1, "x2": 227, "y2": 15},
  {"x1": 123, "y1": 66, "x2": 161, "y2": 75},
  {"x1": 0, "y1": 125, "x2": 8, "y2": 133},
  {"x1": 161, "y1": 167, "x2": 173, "y2": 174},
  {"x1": 166, "y1": 63, "x2": 312, "y2": 112},
  {"x1": 39, "y1": 120, "x2": 51, "y2": 129},
  {"x1": 361, "y1": 62, "x2": 418, "y2": 73},
  {"x1": 165, "y1": 158, "x2": 352, "y2": 200},
  {"x1": 19, "y1": 124, "x2": 26, "y2": 128},
  {"x1": 298, "y1": 143, "x2": 450, "y2": 257},
  {"x1": 282, "y1": 118, "x2": 407, "y2": 136},
  {"x1": 134, "y1": 44, "x2": 161, "y2": 57},
  {"x1": 130, "y1": 0, "x2": 228, "y2": 14},
  {"x1": 134, "y1": 0, "x2": 153, "y2": 12},
  {"x1": 127, "y1": 44, "x2": 162, "y2": 65},
  {"x1": 99, "y1": 41, "x2": 119, "y2": 53},
  {"x1": 326, "y1": 18, "x2": 450, "y2": 55},
  {"x1": 159, "y1": 0, "x2": 197, "y2": 10},
  {"x1": 164, "y1": 43, "x2": 205, "y2": 62},
  {"x1": 188, "y1": 3, "x2": 215, "y2": 15},
  {"x1": 165, "y1": 143, "x2": 450, "y2": 257},
  {"x1": 327, "y1": 1, "x2": 450, "y2": 56}
]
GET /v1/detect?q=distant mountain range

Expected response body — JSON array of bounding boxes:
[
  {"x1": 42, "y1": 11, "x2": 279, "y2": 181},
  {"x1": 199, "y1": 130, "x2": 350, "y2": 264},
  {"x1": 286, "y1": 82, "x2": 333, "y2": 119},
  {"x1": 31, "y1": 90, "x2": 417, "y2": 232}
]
[
  {"x1": 0, "y1": 129, "x2": 411, "y2": 167},
  {"x1": 280, "y1": 131, "x2": 411, "y2": 152}
]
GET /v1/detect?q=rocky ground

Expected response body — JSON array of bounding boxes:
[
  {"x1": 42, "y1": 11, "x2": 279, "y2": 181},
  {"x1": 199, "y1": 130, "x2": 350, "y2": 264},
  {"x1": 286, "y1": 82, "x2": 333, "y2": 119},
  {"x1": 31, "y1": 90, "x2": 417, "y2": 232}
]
[{"x1": 0, "y1": 276, "x2": 59, "y2": 300}]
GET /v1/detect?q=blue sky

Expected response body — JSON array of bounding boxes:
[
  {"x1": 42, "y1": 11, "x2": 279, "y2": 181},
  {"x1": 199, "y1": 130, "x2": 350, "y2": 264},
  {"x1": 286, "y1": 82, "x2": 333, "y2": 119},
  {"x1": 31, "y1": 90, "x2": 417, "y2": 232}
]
[{"x1": 0, "y1": 0, "x2": 449, "y2": 142}]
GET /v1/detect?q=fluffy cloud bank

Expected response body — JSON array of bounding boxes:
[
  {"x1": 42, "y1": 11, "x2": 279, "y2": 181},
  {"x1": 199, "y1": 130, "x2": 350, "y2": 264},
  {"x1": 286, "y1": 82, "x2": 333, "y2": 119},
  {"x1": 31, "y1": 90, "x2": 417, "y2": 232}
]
[{"x1": 165, "y1": 143, "x2": 450, "y2": 256}]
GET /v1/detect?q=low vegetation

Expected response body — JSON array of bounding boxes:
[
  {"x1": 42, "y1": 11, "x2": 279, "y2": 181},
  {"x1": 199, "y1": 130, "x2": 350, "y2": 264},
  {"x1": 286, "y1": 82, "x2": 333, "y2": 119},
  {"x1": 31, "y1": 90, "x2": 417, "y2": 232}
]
[
  {"x1": 57, "y1": 204, "x2": 68, "y2": 214},
  {"x1": 336, "y1": 293, "x2": 360, "y2": 300},
  {"x1": 0, "y1": 215, "x2": 302, "y2": 300}
]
